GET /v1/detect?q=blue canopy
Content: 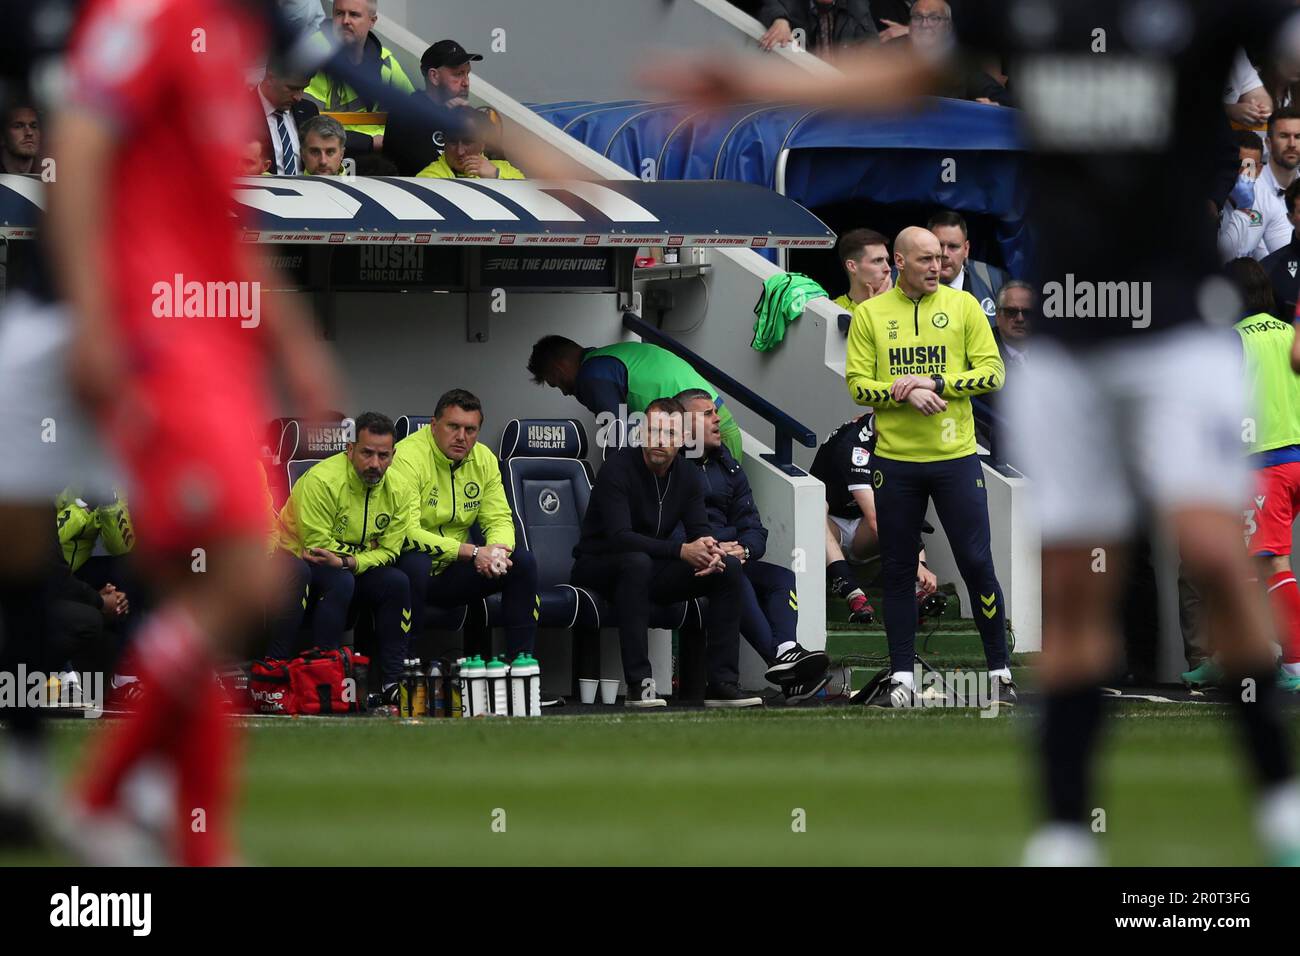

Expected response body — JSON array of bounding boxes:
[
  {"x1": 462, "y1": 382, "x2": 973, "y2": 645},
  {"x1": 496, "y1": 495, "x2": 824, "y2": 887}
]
[
  {"x1": 528, "y1": 98, "x2": 1029, "y2": 276},
  {"x1": 0, "y1": 175, "x2": 834, "y2": 249}
]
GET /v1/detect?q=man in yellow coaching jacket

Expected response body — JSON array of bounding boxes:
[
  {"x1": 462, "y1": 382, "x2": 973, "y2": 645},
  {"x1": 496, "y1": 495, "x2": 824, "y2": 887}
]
[{"x1": 845, "y1": 225, "x2": 1014, "y2": 708}]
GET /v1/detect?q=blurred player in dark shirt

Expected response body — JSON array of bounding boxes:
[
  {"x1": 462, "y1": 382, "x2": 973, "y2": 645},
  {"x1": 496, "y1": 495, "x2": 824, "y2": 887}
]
[{"x1": 649, "y1": 0, "x2": 1300, "y2": 864}]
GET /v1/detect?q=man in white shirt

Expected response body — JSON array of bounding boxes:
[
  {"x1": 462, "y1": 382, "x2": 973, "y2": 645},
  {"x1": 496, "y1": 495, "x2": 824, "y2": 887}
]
[
  {"x1": 1223, "y1": 46, "x2": 1273, "y2": 129},
  {"x1": 927, "y1": 209, "x2": 1007, "y2": 320},
  {"x1": 1220, "y1": 107, "x2": 1300, "y2": 260},
  {"x1": 255, "y1": 61, "x2": 309, "y2": 175}
]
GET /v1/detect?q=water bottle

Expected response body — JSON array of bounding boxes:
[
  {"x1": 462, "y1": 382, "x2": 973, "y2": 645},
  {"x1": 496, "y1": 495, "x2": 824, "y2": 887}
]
[
  {"x1": 511, "y1": 654, "x2": 541, "y2": 717},
  {"x1": 411, "y1": 657, "x2": 427, "y2": 717},
  {"x1": 429, "y1": 660, "x2": 445, "y2": 717},
  {"x1": 398, "y1": 658, "x2": 414, "y2": 716},
  {"x1": 463, "y1": 655, "x2": 488, "y2": 717},
  {"x1": 486, "y1": 656, "x2": 508, "y2": 716},
  {"x1": 509, "y1": 654, "x2": 529, "y2": 716},
  {"x1": 450, "y1": 658, "x2": 466, "y2": 718}
]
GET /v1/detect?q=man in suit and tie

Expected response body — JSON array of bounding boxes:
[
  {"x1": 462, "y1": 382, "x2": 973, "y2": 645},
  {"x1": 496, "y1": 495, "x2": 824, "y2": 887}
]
[
  {"x1": 253, "y1": 58, "x2": 374, "y2": 175},
  {"x1": 929, "y1": 209, "x2": 1008, "y2": 322}
]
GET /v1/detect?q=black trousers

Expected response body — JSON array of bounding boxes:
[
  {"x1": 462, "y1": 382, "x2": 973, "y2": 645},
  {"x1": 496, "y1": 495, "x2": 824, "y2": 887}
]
[
  {"x1": 872, "y1": 453, "x2": 1008, "y2": 674},
  {"x1": 571, "y1": 551, "x2": 745, "y2": 687}
]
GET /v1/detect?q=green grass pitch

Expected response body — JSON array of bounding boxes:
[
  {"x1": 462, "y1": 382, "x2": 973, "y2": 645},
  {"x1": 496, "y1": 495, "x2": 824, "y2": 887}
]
[{"x1": 2, "y1": 701, "x2": 1293, "y2": 866}]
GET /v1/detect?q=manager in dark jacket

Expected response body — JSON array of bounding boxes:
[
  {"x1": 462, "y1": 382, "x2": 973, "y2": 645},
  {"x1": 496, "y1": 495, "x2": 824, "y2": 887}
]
[
  {"x1": 674, "y1": 389, "x2": 830, "y2": 701},
  {"x1": 571, "y1": 398, "x2": 760, "y2": 710}
]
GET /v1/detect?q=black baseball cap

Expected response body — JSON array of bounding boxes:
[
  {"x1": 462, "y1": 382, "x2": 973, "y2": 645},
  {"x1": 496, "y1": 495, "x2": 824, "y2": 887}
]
[{"x1": 420, "y1": 39, "x2": 483, "y2": 74}]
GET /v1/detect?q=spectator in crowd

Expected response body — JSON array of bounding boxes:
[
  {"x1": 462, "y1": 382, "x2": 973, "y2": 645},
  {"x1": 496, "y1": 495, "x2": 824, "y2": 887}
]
[
  {"x1": 1225, "y1": 47, "x2": 1274, "y2": 129},
  {"x1": 391, "y1": 389, "x2": 539, "y2": 659},
  {"x1": 676, "y1": 389, "x2": 830, "y2": 701},
  {"x1": 758, "y1": 0, "x2": 878, "y2": 56},
  {"x1": 1262, "y1": 58, "x2": 1300, "y2": 114},
  {"x1": 272, "y1": 412, "x2": 415, "y2": 700},
  {"x1": 300, "y1": 115, "x2": 347, "y2": 175},
  {"x1": 238, "y1": 132, "x2": 273, "y2": 176},
  {"x1": 2, "y1": 104, "x2": 39, "y2": 175},
  {"x1": 928, "y1": 210, "x2": 1007, "y2": 321},
  {"x1": 1261, "y1": 180, "x2": 1300, "y2": 320},
  {"x1": 527, "y1": 335, "x2": 744, "y2": 459},
  {"x1": 992, "y1": 280, "x2": 1034, "y2": 370},
  {"x1": 909, "y1": 0, "x2": 1009, "y2": 105},
  {"x1": 833, "y1": 227, "x2": 893, "y2": 311},
  {"x1": 416, "y1": 106, "x2": 524, "y2": 179},
  {"x1": 254, "y1": 58, "x2": 375, "y2": 173},
  {"x1": 1218, "y1": 129, "x2": 1269, "y2": 259},
  {"x1": 571, "y1": 398, "x2": 762, "y2": 709},
  {"x1": 810, "y1": 412, "x2": 937, "y2": 624},
  {"x1": 385, "y1": 39, "x2": 481, "y2": 176},
  {"x1": 845, "y1": 226, "x2": 1011, "y2": 707},
  {"x1": 303, "y1": 0, "x2": 414, "y2": 148},
  {"x1": 1220, "y1": 107, "x2": 1300, "y2": 260}
]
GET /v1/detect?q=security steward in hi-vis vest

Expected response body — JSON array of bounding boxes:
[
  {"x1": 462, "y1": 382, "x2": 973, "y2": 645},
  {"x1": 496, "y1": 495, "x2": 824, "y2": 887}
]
[
  {"x1": 303, "y1": 10, "x2": 414, "y2": 140},
  {"x1": 845, "y1": 226, "x2": 1015, "y2": 704}
]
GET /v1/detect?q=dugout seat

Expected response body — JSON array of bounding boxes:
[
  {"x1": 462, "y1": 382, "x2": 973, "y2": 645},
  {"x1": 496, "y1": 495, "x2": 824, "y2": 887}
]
[
  {"x1": 487, "y1": 419, "x2": 703, "y2": 696},
  {"x1": 394, "y1": 414, "x2": 433, "y2": 441},
  {"x1": 268, "y1": 417, "x2": 353, "y2": 508}
]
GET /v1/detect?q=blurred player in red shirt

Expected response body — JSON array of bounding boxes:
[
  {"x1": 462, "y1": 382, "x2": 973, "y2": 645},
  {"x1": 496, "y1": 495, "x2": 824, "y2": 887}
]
[{"x1": 46, "y1": 0, "x2": 339, "y2": 864}]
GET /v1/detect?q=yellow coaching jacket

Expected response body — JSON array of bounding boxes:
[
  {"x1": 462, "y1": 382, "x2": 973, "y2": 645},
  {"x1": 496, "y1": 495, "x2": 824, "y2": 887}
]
[{"x1": 845, "y1": 284, "x2": 1004, "y2": 463}]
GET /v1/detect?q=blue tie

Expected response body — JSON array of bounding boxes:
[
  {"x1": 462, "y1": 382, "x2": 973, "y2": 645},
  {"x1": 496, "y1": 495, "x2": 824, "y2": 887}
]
[{"x1": 275, "y1": 111, "x2": 296, "y2": 175}]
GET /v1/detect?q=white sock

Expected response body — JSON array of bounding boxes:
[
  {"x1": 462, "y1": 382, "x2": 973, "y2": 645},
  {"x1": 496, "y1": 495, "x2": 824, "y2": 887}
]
[
  {"x1": 1258, "y1": 779, "x2": 1300, "y2": 851},
  {"x1": 775, "y1": 641, "x2": 797, "y2": 657},
  {"x1": 989, "y1": 667, "x2": 1012, "y2": 681},
  {"x1": 847, "y1": 588, "x2": 865, "y2": 602},
  {"x1": 892, "y1": 669, "x2": 915, "y2": 689}
]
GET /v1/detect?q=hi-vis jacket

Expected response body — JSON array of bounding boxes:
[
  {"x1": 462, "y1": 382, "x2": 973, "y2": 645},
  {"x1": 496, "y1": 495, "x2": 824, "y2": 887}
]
[
  {"x1": 277, "y1": 452, "x2": 415, "y2": 573},
  {"x1": 389, "y1": 427, "x2": 516, "y2": 575},
  {"x1": 303, "y1": 32, "x2": 414, "y2": 137},
  {"x1": 846, "y1": 284, "x2": 1004, "y2": 463}
]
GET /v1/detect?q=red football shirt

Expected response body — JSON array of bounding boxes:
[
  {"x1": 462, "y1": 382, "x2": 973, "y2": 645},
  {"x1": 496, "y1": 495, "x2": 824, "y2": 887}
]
[{"x1": 66, "y1": 0, "x2": 267, "y2": 357}]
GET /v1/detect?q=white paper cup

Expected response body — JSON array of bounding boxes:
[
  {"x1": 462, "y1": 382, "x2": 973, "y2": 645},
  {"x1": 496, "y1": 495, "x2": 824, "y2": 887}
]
[
  {"x1": 599, "y1": 679, "x2": 619, "y2": 705},
  {"x1": 579, "y1": 678, "x2": 599, "y2": 704}
]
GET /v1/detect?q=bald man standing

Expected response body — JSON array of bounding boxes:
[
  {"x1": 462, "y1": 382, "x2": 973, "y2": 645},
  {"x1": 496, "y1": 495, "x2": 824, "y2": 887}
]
[{"x1": 845, "y1": 227, "x2": 1010, "y2": 708}]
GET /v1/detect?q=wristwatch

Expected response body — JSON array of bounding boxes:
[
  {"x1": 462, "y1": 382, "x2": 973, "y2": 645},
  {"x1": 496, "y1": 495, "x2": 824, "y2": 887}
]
[
  {"x1": 930, "y1": 374, "x2": 945, "y2": 394},
  {"x1": 471, "y1": 545, "x2": 480, "y2": 562}
]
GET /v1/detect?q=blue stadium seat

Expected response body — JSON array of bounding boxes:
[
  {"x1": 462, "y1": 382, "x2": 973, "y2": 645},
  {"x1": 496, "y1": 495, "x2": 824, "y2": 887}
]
[
  {"x1": 394, "y1": 414, "x2": 433, "y2": 441},
  {"x1": 488, "y1": 419, "x2": 700, "y2": 695}
]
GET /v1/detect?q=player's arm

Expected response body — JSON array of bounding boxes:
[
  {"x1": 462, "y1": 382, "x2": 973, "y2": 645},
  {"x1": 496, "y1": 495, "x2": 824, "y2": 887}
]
[
  {"x1": 845, "y1": 304, "x2": 900, "y2": 407},
  {"x1": 944, "y1": 303, "x2": 1006, "y2": 396},
  {"x1": 643, "y1": 38, "x2": 943, "y2": 110},
  {"x1": 727, "y1": 468, "x2": 768, "y2": 562},
  {"x1": 290, "y1": 475, "x2": 352, "y2": 559},
  {"x1": 849, "y1": 488, "x2": 878, "y2": 540},
  {"x1": 476, "y1": 465, "x2": 517, "y2": 552}
]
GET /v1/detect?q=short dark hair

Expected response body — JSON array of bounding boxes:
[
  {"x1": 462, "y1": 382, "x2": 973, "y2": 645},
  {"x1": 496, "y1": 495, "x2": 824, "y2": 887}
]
[
  {"x1": 265, "y1": 56, "x2": 309, "y2": 85},
  {"x1": 1268, "y1": 105, "x2": 1300, "y2": 136},
  {"x1": 445, "y1": 104, "x2": 491, "y2": 143},
  {"x1": 837, "y1": 228, "x2": 890, "y2": 265},
  {"x1": 1225, "y1": 257, "x2": 1276, "y2": 317},
  {"x1": 673, "y1": 388, "x2": 713, "y2": 404},
  {"x1": 354, "y1": 411, "x2": 395, "y2": 440},
  {"x1": 434, "y1": 388, "x2": 483, "y2": 420},
  {"x1": 645, "y1": 396, "x2": 686, "y2": 418},
  {"x1": 1231, "y1": 129, "x2": 1265, "y2": 154},
  {"x1": 526, "y1": 335, "x2": 581, "y2": 384},
  {"x1": 1286, "y1": 178, "x2": 1300, "y2": 218},
  {"x1": 353, "y1": 153, "x2": 400, "y2": 176},
  {"x1": 926, "y1": 210, "x2": 968, "y2": 238}
]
